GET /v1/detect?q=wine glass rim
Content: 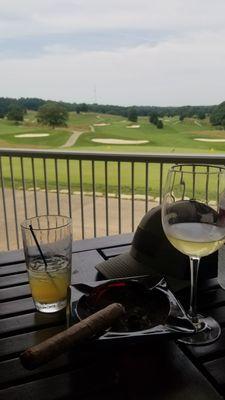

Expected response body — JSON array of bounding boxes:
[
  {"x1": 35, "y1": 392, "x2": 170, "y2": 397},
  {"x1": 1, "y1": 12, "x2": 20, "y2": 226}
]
[{"x1": 169, "y1": 164, "x2": 225, "y2": 174}]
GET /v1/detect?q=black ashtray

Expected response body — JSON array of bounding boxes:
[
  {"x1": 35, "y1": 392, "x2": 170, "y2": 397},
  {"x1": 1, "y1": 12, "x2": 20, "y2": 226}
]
[{"x1": 71, "y1": 276, "x2": 195, "y2": 342}]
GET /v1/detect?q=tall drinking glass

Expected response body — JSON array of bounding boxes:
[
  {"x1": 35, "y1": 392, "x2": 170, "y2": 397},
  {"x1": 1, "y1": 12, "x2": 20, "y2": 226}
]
[
  {"x1": 21, "y1": 215, "x2": 72, "y2": 313},
  {"x1": 162, "y1": 164, "x2": 225, "y2": 344}
]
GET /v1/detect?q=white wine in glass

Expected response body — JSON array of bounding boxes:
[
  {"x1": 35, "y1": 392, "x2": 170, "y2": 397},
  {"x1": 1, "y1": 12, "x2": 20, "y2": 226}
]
[{"x1": 162, "y1": 164, "x2": 225, "y2": 345}]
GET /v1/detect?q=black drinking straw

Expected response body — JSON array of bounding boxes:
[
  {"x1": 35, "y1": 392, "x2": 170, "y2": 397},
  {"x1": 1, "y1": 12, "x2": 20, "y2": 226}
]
[
  {"x1": 29, "y1": 224, "x2": 48, "y2": 270},
  {"x1": 29, "y1": 224, "x2": 60, "y2": 294},
  {"x1": 29, "y1": 224, "x2": 61, "y2": 296}
]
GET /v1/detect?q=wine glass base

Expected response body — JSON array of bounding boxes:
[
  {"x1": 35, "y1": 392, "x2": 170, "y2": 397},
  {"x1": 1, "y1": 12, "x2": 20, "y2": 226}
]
[{"x1": 178, "y1": 314, "x2": 221, "y2": 345}]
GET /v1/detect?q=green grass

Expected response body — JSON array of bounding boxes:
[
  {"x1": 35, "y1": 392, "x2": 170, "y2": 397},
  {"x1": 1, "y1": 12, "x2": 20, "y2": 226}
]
[
  {"x1": 72, "y1": 115, "x2": 225, "y2": 154},
  {"x1": 1, "y1": 112, "x2": 224, "y2": 153},
  {"x1": 1, "y1": 157, "x2": 168, "y2": 197},
  {"x1": 0, "y1": 118, "x2": 71, "y2": 148},
  {"x1": 1, "y1": 112, "x2": 225, "y2": 195}
]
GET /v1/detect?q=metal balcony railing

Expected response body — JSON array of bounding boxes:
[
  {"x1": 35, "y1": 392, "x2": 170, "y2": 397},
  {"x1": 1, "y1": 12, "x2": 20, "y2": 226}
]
[{"x1": 1, "y1": 148, "x2": 225, "y2": 251}]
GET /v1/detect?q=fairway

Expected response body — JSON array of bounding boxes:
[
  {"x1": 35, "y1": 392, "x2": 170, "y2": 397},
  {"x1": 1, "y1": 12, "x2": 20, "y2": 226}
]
[
  {"x1": 1, "y1": 111, "x2": 225, "y2": 153},
  {"x1": 1, "y1": 111, "x2": 225, "y2": 195}
]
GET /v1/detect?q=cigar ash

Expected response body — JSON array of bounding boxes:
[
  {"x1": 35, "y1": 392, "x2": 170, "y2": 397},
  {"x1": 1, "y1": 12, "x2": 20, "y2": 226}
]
[{"x1": 75, "y1": 280, "x2": 170, "y2": 333}]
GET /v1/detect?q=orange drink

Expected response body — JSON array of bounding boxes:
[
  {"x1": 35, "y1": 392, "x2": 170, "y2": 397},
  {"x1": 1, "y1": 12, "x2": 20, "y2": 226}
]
[{"x1": 21, "y1": 215, "x2": 72, "y2": 313}]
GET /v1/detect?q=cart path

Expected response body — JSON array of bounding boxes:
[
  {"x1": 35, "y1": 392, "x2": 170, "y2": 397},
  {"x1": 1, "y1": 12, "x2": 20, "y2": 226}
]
[{"x1": 61, "y1": 130, "x2": 84, "y2": 147}]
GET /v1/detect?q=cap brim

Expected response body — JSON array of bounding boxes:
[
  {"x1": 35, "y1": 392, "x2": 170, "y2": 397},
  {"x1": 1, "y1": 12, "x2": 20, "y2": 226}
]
[{"x1": 95, "y1": 252, "x2": 189, "y2": 293}]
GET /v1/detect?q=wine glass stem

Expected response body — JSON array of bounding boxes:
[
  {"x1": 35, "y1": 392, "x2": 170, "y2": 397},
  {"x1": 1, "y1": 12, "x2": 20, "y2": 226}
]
[{"x1": 189, "y1": 256, "x2": 200, "y2": 324}]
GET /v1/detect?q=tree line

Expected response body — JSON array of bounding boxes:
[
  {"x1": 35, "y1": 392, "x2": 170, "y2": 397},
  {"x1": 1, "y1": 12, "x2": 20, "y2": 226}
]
[
  {"x1": 0, "y1": 96, "x2": 216, "y2": 117},
  {"x1": 0, "y1": 96, "x2": 225, "y2": 129}
]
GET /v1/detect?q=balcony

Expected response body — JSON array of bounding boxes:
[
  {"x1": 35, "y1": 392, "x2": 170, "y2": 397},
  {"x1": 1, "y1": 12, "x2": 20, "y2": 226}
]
[{"x1": 1, "y1": 148, "x2": 225, "y2": 251}]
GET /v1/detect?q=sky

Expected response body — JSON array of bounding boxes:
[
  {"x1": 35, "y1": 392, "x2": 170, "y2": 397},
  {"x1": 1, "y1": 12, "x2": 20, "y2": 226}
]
[{"x1": 0, "y1": 0, "x2": 225, "y2": 106}]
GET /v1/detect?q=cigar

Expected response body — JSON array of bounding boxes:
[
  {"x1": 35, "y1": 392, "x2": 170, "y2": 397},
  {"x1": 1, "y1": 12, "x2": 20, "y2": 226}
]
[{"x1": 20, "y1": 302, "x2": 125, "y2": 370}]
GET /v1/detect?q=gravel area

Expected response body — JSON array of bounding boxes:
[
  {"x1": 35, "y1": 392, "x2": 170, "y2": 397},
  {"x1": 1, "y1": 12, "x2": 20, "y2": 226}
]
[{"x1": 0, "y1": 189, "x2": 158, "y2": 251}]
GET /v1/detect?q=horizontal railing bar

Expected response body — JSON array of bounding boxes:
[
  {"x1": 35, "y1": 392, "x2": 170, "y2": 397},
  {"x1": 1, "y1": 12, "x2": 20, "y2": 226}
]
[{"x1": 0, "y1": 148, "x2": 225, "y2": 164}]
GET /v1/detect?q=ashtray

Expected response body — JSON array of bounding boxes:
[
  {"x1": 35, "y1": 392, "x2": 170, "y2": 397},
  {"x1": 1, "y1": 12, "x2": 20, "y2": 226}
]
[{"x1": 71, "y1": 276, "x2": 195, "y2": 343}]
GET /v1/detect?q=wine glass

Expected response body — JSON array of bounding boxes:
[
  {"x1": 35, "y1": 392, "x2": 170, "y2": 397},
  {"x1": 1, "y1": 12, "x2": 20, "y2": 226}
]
[{"x1": 162, "y1": 164, "x2": 225, "y2": 345}]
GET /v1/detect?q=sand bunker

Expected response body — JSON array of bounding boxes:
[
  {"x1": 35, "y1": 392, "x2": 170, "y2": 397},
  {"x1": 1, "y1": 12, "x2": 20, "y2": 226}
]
[
  {"x1": 93, "y1": 123, "x2": 111, "y2": 127},
  {"x1": 92, "y1": 138, "x2": 148, "y2": 144},
  {"x1": 126, "y1": 125, "x2": 140, "y2": 128},
  {"x1": 14, "y1": 133, "x2": 50, "y2": 138},
  {"x1": 194, "y1": 138, "x2": 225, "y2": 142}
]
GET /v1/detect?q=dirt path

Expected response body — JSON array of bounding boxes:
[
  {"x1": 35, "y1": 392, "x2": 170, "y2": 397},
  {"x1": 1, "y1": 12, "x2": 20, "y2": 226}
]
[{"x1": 61, "y1": 130, "x2": 84, "y2": 147}]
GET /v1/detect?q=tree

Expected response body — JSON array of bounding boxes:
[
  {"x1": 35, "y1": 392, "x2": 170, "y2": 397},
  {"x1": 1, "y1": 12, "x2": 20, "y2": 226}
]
[
  {"x1": 0, "y1": 98, "x2": 16, "y2": 118},
  {"x1": 37, "y1": 102, "x2": 68, "y2": 128},
  {"x1": 210, "y1": 101, "x2": 225, "y2": 127},
  {"x1": 197, "y1": 112, "x2": 205, "y2": 120},
  {"x1": 75, "y1": 103, "x2": 89, "y2": 114},
  {"x1": 156, "y1": 120, "x2": 163, "y2": 129},
  {"x1": 76, "y1": 105, "x2": 81, "y2": 114},
  {"x1": 18, "y1": 97, "x2": 46, "y2": 111},
  {"x1": 7, "y1": 104, "x2": 25, "y2": 122},
  {"x1": 179, "y1": 114, "x2": 185, "y2": 121},
  {"x1": 149, "y1": 113, "x2": 158, "y2": 125},
  {"x1": 127, "y1": 107, "x2": 138, "y2": 123}
]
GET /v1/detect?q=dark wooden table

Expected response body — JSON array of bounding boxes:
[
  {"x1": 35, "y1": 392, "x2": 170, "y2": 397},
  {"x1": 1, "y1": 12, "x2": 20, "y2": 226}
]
[{"x1": 1, "y1": 233, "x2": 225, "y2": 399}]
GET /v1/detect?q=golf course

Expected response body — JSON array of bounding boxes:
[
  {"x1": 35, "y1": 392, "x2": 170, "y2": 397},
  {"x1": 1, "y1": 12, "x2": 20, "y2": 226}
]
[
  {"x1": 1, "y1": 111, "x2": 225, "y2": 153},
  {"x1": 1, "y1": 111, "x2": 225, "y2": 196}
]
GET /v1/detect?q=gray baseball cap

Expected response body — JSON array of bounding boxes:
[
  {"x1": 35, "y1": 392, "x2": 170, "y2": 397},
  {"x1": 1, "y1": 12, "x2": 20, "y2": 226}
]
[{"x1": 95, "y1": 205, "x2": 191, "y2": 292}]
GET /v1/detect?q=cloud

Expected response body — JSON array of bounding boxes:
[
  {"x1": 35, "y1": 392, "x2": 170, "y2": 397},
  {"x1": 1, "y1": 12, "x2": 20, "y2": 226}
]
[
  {"x1": 1, "y1": 29, "x2": 225, "y2": 106},
  {"x1": 0, "y1": 0, "x2": 225, "y2": 105},
  {"x1": 0, "y1": 0, "x2": 225, "y2": 38}
]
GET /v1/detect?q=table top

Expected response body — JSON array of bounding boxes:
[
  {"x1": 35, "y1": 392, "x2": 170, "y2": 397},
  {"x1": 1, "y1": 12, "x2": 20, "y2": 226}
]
[{"x1": 0, "y1": 233, "x2": 225, "y2": 400}]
